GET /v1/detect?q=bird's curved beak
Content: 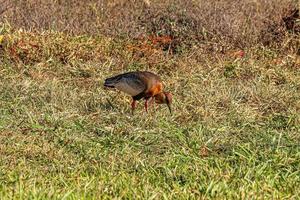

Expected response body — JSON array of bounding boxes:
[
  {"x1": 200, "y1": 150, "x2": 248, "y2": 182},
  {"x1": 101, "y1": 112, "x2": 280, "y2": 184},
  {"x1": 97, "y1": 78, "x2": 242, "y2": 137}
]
[{"x1": 167, "y1": 103, "x2": 172, "y2": 114}]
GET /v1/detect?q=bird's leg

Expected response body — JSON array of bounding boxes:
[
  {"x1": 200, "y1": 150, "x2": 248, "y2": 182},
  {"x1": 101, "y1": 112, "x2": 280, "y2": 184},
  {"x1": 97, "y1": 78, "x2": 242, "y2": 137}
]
[
  {"x1": 152, "y1": 96, "x2": 158, "y2": 111},
  {"x1": 144, "y1": 98, "x2": 149, "y2": 113},
  {"x1": 149, "y1": 97, "x2": 154, "y2": 106},
  {"x1": 149, "y1": 97, "x2": 158, "y2": 113},
  {"x1": 131, "y1": 99, "x2": 137, "y2": 114}
]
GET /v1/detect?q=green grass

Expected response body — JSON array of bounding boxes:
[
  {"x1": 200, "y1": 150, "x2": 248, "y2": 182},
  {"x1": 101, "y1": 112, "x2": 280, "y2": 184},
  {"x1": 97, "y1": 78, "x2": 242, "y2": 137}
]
[{"x1": 0, "y1": 30, "x2": 300, "y2": 199}]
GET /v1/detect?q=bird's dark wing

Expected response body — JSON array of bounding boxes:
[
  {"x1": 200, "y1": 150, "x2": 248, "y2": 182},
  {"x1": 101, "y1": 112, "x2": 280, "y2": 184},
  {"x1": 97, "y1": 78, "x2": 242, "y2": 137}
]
[{"x1": 104, "y1": 72, "x2": 147, "y2": 96}]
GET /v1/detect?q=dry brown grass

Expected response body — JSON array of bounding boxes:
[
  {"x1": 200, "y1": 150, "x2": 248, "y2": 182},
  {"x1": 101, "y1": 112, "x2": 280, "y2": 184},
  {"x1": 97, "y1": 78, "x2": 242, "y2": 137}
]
[{"x1": 1, "y1": 0, "x2": 299, "y2": 50}]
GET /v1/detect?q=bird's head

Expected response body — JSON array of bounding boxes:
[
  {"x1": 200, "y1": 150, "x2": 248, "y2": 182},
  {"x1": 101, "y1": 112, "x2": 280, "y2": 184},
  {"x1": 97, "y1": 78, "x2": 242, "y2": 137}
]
[{"x1": 155, "y1": 92, "x2": 173, "y2": 114}]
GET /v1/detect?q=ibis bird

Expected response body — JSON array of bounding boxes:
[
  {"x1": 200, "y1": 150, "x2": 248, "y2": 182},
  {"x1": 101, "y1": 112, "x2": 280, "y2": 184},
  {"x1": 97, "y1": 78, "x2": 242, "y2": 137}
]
[{"x1": 104, "y1": 71, "x2": 172, "y2": 114}]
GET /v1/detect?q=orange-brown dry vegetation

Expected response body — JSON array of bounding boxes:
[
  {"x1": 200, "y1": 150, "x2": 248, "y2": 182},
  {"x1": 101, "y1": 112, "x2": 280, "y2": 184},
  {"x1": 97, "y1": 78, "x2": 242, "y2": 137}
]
[{"x1": 1, "y1": 0, "x2": 299, "y2": 48}]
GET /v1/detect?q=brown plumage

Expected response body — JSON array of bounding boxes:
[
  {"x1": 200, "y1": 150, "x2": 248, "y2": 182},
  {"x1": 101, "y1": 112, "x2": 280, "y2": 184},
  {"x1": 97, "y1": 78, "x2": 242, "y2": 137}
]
[{"x1": 104, "y1": 71, "x2": 172, "y2": 114}]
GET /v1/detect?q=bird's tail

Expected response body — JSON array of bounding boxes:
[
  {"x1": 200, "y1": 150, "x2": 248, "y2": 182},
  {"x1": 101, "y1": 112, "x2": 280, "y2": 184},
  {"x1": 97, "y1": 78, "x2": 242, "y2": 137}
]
[{"x1": 104, "y1": 76, "x2": 122, "y2": 88}]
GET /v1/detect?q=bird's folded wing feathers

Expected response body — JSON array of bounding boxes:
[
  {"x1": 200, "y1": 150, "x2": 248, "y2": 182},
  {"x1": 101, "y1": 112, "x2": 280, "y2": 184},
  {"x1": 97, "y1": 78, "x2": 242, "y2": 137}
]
[{"x1": 114, "y1": 75, "x2": 146, "y2": 96}]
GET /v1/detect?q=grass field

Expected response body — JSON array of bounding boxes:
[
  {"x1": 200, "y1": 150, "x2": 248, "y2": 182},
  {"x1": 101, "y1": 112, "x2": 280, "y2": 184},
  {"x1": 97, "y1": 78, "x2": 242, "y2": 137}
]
[
  {"x1": 0, "y1": 28, "x2": 299, "y2": 199},
  {"x1": 1, "y1": 0, "x2": 300, "y2": 199}
]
